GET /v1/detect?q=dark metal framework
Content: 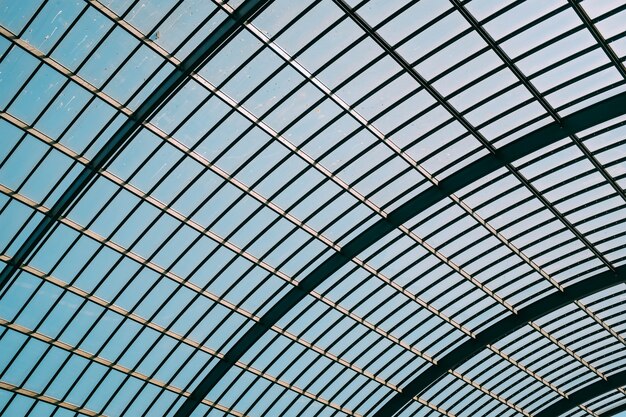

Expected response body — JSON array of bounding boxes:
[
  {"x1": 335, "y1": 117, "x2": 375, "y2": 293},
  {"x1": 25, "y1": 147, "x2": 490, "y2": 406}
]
[
  {"x1": 535, "y1": 370, "x2": 626, "y2": 417},
  {"x1": 0, "y1": 1, "x2": 626, "y2": 417}
]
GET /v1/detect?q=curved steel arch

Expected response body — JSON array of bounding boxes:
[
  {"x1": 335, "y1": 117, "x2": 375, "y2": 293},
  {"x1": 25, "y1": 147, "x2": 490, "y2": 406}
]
[
  {"x1": 373, "y1": 264, "x2": 626, "y2": 417},
  {"x1": 0, "y1": 0, "x2": 273, "y2": 294},
  {"x1": 535, "y1": 369, "x2": 626, "y2": 417},
  {"x1": 172, "y1": 91, "x2": 626, "y2": 417}
]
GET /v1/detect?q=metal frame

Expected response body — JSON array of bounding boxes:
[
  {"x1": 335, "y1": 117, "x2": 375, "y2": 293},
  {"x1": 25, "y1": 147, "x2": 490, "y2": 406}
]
[
  {"x1": 373, "y1": 264, "x2": 626, "y2": 417},
  {"x1": 0, "y1": 0, "x2": 273, "y2": 294},
  {"x1": 1, "y1": 1, "x2": 626, "y2": 416},
  {"x1": 535, "y1": 369, "x2": 626, "y2": 417},
  {"x1": 175, "y1": 91, "x2": 626, "y2": 417}
]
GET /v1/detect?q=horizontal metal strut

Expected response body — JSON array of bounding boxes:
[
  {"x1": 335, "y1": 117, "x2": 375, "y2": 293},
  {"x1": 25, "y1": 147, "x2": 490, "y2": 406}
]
[{"x1": 175, "y1": 91, "x2": 626, "y2": 417}]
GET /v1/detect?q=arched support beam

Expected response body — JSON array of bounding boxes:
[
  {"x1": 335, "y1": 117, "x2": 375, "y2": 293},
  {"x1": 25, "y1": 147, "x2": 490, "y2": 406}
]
[
  {"x1": 535, "y1": 369, "x2": 626, "y2": 417},
  {"x1": 173, "y1": 90, "x2": 626, "y2": 416},
  {"x1": 373, "y1": 265, "x2": 626, "y2": 417},
  {"x1": 0, "y1": 0, "x2": 273, "y2": 294}
]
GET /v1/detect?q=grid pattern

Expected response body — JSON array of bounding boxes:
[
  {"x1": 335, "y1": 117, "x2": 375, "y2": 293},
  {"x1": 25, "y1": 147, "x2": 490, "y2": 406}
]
[{"x1": 1, "y1": 1, "x2": 626, "y2": 417}]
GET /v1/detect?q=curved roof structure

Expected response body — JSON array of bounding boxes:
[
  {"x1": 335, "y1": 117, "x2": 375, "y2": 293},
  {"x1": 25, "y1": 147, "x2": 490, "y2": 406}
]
[{"x1": 1, "y1": 1, "x2": 626, "y2": 417}]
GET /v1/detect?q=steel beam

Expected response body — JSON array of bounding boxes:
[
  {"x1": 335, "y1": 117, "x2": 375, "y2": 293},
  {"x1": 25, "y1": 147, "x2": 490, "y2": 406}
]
[
  {"x1": 535, "y1": 369, "x2": 626, "y2": 417},
  {"x1": 174, "y1": 90, "x2": 626, "y2": 417},
  {"x1": 0, "y1": 0, "x2": 273, "y2": 293}
]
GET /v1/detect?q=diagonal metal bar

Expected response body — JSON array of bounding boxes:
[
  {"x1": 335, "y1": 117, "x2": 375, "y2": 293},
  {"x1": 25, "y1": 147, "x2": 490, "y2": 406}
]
[
  {"x1": 373, "y1": 264, "x2": 626, "y2": 417},
  {"x1": 534, "y1": 369, "x2": 626, "y2": 417},
  {"x1": 567, "y1": 0, "x2": 626, "y2": 80},
  {"x1": 173, "y1": 92, "x2": 626, "y2": 417},
  {"x1": 328, "y1": 6, "x2": 626, "y2": 408},
  {"x1": 0, "y1": 252, "x2": 364, "y2": 417},
  {"x1": 0, "y1": 380, "x2": 105, "y2": 417},
  {"x1": 0, "y1": 319, "x2": 252, "y2": 417},
  {"x1": 0, "y1": 0, "x2": 273, "y2": 294},
  {"x1": 332, "y1": 0, "x2": 615, "y2": 274},
  {"x1": 450, "y1": 0, "x2": 626, "y2": 243}
]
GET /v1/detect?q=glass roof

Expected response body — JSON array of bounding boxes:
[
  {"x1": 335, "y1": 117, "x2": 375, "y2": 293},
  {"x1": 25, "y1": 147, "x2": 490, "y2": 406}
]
[{"x1": 0, "y1": 0, "x2": 626, "y2": 416}]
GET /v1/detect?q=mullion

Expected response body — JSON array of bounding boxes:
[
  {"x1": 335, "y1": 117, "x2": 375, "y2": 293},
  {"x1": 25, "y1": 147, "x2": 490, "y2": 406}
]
[
  {"x1": 8, "y1": 242, "x2": 254, "y2": 414},
  {"x1": 118, "y1": 303, "x2": 247, "y2": 416},
  {"x1": 494, "y1": 180, "x2": 624, "y2": 251},
  {"x1": 9, "y1": 238, "x2": 112, "y2": 414},
  {"x1": 485, "y1": 172, "x2": 617, "y2": 236},
  {"x1": 569, "y1": 0, "x2": 626, "y2": 81},
  {"x1": 504, "y1": 324, "x2": 594, "y2": 381},
  {"x1": 0, "y1": 6, "x2": 94, "y2": 253},
  {"x1": 0, "y1": 302, "x2": 35, "y2": 382},
  {"x1": 190, "y1": 2, "x2": 488, "y2": 247},
  {"x1": 0, "y1": 8, "x2": 117, "y2": 240},
  {"x1": 334, "y1": 337, "x2": 417, "y2": 415},
  {"x1": 524, "y1": 343, "x2": 600, "y2": 390},
  {"x1": 161, "y1": 260, "x2": 392, "y2": 412},
  {"x1": 490, "y1": 149, "x2": 612, "y2": 273},
  {"x1": 226, "y1": 301, "x2": 387, "y2": 415},
  {"x1": 426, "y1": 3, "x2": 573, "y2": 87},
  {"x1": 556, "y1": 75, "x2": 626, "y2": 113},
  {"x1": 130, "y1": 263, "x2": 283, "y2": 415},
  {"x1": 450, "y1": 0, "x2": 561, "y2": 122},
  {"x1": 214, "y1": 328, "x2": 349, "y2": 417},
  {"x1": 447, "y1": 388, "x2": 491, "y2": 417},
  {"x1": 114, "y1": 0, "x2": 620, "y2": 202},
  {"x1": 322, "y1": 2, "x2": 580, "y2": 247},
  {"x1": 427, "y1": 377, "x2": 479, "y2": 416},
  {"x1": 0, "y1": 318, "x2": 242, "y2": 417},
  {"x1": 83, "y1": 45, "x2": 448, "y2": 412},
  {"x1": 317, "y1": 338, "x2": 404, "y2": 416},
  {"x1": 1, "y1": 228, "x2": 390, "y2": 416},
  {"x1": 72, "y1": 231, "x2": 262, "y2": 416},
  {"x1": 3, "y1": 1, "x2": 624, "y2": 414},
  {"x1": 2, "y1": 137, "x2": 372, "y2": 417},
  {"x1": 6, "y1": 4, "x2": 280, "y2": 406},
  {"x1": 239, "y1": 332, "x2": 309, "y2": 416},
  {"x1": 55, "y1": 136, "x2": 253, "y2": 416},
  {"x1": 541, "y1": 62, "x2": 615, "y2": 100},
  {"x1": 438, "y1": 0, "x2": 626, "y2": 98},
  {"x1": 13, "y1": 145, "x2": 246, "y2": 416},
  {"x1": 250, "y1": 283, "x2": 450, "y2": 416},
  {"x1": 338, "y1": 238, "x2": 474, "y2": 349},
  {"x1": 0, "y1": 0, "x2": 50, "y2": 104},
  {"x1": 0, "y1": 237, "x2": 87, "y2": 401},
  {"x1": 430, "y1": 31, "x2": 613, "y2": 143},
  {"x1": 432, "y1": 369, "x2": 517, "y2": 417},
  {"x1": 201, "y1": 8, "x2": 572, "y2": 380},
  {"x1": 7, "y1": 0, "x2": 145, "y2": 297},
  {"x1": 465, "y1": 137, "x2": 621, "y2": 222},
  {"x1": 243, "y1": 284, "x2": 419, "y2": 416},
  {"x1": 209, "y1": 1, "x2": 444, "y2": 194},
  {"x1": 7, "y1": 0, "x2": 228, "y2": 317},
  {"x1": 100, "y1": 4, "x2": 398, "y2": 290},
  {"x1": 254, "y1": 300, "x2": 336, "y2": 417},
  {"x1": 372, "y1": 133, "x2": 616, "y2": 417},
  {"x1": 235, "y1": 316, "x2": 367, "y2": 416}
]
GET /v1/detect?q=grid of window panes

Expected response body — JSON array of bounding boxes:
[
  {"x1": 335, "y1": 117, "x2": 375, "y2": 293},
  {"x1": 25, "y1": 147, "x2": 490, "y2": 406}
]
[{"x1": 0, "y1": 0, "x2": 625, "y2": 417}]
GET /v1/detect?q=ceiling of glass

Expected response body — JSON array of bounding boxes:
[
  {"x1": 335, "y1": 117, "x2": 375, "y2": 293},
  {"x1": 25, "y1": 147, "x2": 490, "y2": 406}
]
[{"x1": 1, "y1": 0, "x2": 626, "y2": 416}]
